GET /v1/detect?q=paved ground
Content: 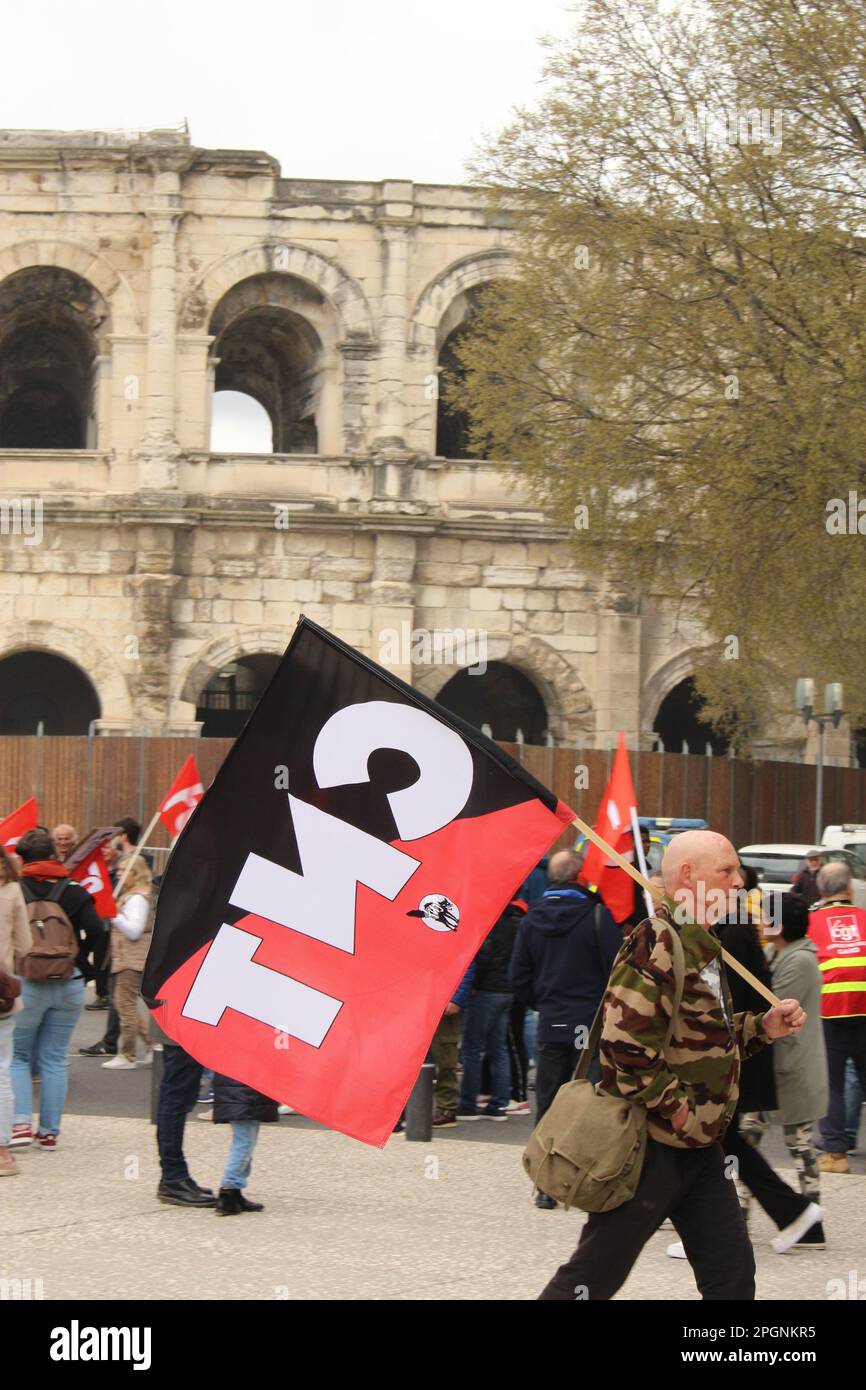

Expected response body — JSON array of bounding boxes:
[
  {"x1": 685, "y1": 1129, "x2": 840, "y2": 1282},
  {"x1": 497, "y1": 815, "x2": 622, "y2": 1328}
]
[{"x1": 4, "y1": 988, "x2": 865, "y2": 1301}]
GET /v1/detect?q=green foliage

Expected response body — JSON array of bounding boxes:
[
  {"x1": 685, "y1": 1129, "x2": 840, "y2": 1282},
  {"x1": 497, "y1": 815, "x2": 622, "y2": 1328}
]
[{"x1": 450, "y1": 0, "x2": 866, "y2": 737}]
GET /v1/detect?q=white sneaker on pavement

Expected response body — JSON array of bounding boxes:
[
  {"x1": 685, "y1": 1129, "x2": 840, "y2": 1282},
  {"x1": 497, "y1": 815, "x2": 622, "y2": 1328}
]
[
  {"x1": 771, "y1": 1202, "x2": 823, "y2": 1255},
  {"x1": 666, "y1": 1241, "x2": 687, "y2": 1259},
  {"x1": 101, "y1": 1056, "x2": 137, "y2": 1070}
]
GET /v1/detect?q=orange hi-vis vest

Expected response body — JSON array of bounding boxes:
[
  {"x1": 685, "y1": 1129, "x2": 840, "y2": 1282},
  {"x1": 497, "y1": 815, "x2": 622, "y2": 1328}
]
[{"x1": 807, "y1": 899, "x2": 866, "y2": 1019}]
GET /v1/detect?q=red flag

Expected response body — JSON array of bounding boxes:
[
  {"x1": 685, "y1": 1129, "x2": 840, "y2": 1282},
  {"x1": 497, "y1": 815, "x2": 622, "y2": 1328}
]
[
  {"x1": 580, "y1": 733, "x2": 639, "y2": 923},
  {"x1": 0, "y1": 798, "x2": 39, "y2": 853},
  {"x1": 144, "y1": 619, "x2": 575, "y2": 1147},
  {"x1": 70, "y1": 848, "x2": 118, "y2": 918},
  {"x1": 158, "y1": 756, "x2": 204, "y2": 837}
]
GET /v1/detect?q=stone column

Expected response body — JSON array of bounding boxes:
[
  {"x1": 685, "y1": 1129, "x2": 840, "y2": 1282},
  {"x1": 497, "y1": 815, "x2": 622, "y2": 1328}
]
[
  {"x1": 138, "y1": 177, "x2": 183, "y2": 488},
  {"x1": 373, "y1": 184, "x2": 414, "y2": 452},
  {"x1": 594, "y1": 579, "x2": 642, "y2": 748},
  {"x1": 124, "y1": 526, "x2": 180, "y2": 727},
  {"x1": 369, "y1": 531, "x2": 418, "y2": 685}
]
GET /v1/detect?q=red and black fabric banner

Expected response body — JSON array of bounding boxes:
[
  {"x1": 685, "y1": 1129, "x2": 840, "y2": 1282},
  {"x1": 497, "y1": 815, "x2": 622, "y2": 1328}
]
[{"x1": 144, "y1": 618, "x2": 574, "y2": 1146}]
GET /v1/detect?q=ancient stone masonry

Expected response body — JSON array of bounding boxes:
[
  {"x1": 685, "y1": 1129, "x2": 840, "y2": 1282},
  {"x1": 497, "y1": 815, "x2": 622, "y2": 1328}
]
[{"x1": 0, "y1": 127, "x2": 820, "y2": 756}]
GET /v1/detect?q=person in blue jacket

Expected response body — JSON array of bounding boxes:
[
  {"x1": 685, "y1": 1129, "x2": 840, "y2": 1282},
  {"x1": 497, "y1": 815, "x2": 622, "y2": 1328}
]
[{"x1": 509, "y1": 848, "x2": 621, "y2": 1207}]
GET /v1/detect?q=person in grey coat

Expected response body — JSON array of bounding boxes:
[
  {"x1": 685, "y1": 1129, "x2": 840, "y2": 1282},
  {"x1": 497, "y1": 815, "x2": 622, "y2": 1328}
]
[{"x1": 769, "y1": 895, "x2": 828, "y2": 1203}]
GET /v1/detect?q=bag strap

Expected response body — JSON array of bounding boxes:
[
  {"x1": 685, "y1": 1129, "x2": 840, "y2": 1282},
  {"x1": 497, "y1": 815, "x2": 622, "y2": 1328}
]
[{"x1": 575, "y1": 915, "x2": 686, "y2": 1082}]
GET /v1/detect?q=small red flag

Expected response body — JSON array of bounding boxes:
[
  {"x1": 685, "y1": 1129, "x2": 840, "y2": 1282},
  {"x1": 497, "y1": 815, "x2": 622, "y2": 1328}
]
[
  {"x1": 0, "y1": 797, "x2": 39, "y2": 853},
  {"x1": 158, "y1": 757, "x2": 204, "y2": 837},
  {"x1": 580, "y1": 733, "x2": 640, "y2": 923},
  {"x1": 70, "y1": 848, "x2": 118, "y2": 918}
]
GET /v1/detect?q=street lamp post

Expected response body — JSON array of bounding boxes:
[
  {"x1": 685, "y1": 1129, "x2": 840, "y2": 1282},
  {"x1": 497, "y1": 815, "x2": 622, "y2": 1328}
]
[{"x1": 796, "y1": 679, "x2": 844, "y2": 842}]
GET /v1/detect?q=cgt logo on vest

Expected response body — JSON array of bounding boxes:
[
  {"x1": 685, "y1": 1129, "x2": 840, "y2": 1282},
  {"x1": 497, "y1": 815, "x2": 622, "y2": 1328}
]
[{"x1": 827, "y1": 914, "x2": 864, "y2": 947}]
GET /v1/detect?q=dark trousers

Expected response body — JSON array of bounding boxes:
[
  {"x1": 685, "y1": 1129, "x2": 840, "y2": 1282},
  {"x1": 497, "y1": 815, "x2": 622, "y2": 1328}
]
[
  {"x1": 820, "y1": 1016, "x2": 866, "y2": 1152},
  {"x1": 535, "y1": 1040, "x2": 600, "y2": 1123},
  {"x1": 539, "y1": 1138, "x2": 756, "y2": 1301},
  {"x1": 102, "y1": 973, "x2": 120, "y2": 1051},
  {"x1": 507, "y1": 999, "x2": 529, "y2": 1102},
  {"x1": 725, "y1": 1109, "x2": 809, "y2": 1229},
  {"x1": 93, "y1": 929, "x2": 111, "y2": 999},
  {"x1": 156, "y1": 1044, "x2": 203, "y2": 1183}
]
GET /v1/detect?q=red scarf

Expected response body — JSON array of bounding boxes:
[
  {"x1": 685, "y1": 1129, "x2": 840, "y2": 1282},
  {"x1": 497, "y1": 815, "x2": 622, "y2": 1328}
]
[{"x1": 19, "y1": 860, "x2": 68, "y2": 880}]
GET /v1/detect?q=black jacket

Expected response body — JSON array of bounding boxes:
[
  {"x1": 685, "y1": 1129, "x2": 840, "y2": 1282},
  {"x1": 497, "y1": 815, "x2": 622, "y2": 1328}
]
[
  {"x1": 509, "y1": 885, "x2": 622, "y2": 1043},
  {"x1": 473, "y1": 902, "x2": 525, "y2": 992},
  {"x1": 20, "y1": 869, "x2": 104, "y2": 980},
  {"x1": 717, "y1": 919, "x2": 777, "y2": 1113},
  {"x1": 212, "y1": 1074, "x2": 280, "y2": 1124},
  {"x1": 791, "y1": 868, "x2": 820, "y2": 908}
]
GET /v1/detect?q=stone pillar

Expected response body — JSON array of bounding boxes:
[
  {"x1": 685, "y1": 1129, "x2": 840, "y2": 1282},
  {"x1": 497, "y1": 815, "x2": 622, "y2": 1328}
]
[
  {"x1": 138, "y1": 179, "x2": 183, "y2": 488},
  {"x1": 369, "y1": 531, "x2": 418, "y2": 684},
  {"x1": 594, "y1": 580, "x2": 642, "y2": 748},
  {"x1": 124, "y1": 526, "x2": 180, "y2": 726},
  {"x1": 373, "y1": 184, "x2": 414, "y2": 451}
]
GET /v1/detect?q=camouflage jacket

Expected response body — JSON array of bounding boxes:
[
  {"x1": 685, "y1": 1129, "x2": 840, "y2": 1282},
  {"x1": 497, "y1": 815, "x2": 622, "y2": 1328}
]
[{"x1": 597, "y1": 904, "x2": 769, "y2": 1148}]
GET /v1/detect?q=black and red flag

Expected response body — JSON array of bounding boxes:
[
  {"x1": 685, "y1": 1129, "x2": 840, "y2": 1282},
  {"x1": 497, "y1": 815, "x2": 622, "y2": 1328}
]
[{"x1": 144, "y1": 618, "x2": 574, "y2": 1146}]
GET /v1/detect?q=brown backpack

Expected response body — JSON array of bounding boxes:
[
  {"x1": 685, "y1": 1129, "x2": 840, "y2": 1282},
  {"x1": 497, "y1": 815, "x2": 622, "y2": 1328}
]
[{"x1": 17, "y1": 880, "x2": 78, "y2": 982}]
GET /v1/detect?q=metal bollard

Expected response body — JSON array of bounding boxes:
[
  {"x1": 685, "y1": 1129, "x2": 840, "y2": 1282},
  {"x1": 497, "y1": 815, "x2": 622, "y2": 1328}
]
[
  {"x1": 150, "y1": 1045, "x2": 165, "y2": 1124},
  {"x1": 404, "y1": 1061, "x2": 435, "y2": 1142}
]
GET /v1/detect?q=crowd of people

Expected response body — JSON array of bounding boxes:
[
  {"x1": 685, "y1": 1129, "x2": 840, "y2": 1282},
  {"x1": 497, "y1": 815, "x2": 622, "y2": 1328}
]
[{"x1": 0, "y1": 815, "x2": 864, "y2": 1282}]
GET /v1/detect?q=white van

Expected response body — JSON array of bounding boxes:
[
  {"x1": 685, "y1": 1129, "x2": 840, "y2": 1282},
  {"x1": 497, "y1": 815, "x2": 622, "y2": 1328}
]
[{"x1": 821, "y1": 824, "x2": 866, "y2": 862}]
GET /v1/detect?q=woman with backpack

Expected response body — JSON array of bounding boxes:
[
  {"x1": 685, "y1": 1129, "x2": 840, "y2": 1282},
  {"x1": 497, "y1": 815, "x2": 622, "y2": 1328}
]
[
  {"x1": 102, "y1": 855, "x2": 154, "y2": 1070},
  {"x1": 0, "y1": 847, "x2": 32, "y2": 1175},
  {"x1": 10, "y1": 828, "x2": 103, "y2": 1150}
]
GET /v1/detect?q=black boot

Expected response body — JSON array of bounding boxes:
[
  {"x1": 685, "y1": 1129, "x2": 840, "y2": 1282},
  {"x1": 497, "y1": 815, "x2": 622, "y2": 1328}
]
[
  {"x1": 237, "y1": 1192, "x2": 264, "y2": 1212},
  {"x1": 216, "y1": 1187, "x2": 245, "y2": 1216}
]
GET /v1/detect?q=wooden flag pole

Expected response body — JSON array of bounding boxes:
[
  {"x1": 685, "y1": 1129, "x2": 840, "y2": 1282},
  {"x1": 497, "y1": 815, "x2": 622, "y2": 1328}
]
[
  {"x1": 114, "y1": 807, "x2": 162, "y2": 898},
  {"x1": 572, "y1": 813, "x2": 781, "y2": 1009}
]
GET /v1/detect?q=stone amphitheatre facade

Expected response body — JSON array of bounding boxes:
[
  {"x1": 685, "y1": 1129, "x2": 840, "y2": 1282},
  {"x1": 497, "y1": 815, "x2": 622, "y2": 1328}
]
[{"x1": 0, "y1": 128, "x2": 823, "y2": 758}]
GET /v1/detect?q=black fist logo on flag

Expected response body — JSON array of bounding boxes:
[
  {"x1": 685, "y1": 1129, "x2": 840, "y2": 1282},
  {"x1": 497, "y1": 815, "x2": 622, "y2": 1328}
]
[{"x1": 144, "y1": 618, "x2": 573, "y2": 1145}]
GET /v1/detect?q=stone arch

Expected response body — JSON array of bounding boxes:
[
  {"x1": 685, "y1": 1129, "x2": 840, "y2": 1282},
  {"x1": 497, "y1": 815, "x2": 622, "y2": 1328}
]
[
  {"x1": 413, "y1": 634, "x2": 593, "y2": 744},
  {"x1": 0, "y1": 621, "x2": 133, "y2": 725},
  {"x1": 640, "y1": 648, "x2": 699, "y2": 738},
  {"x1": 407, "y1": 249, "x2": 518, "y2": 356},
  {"x1": 179, "y1": 243, "x2": 375, "y2": 345},
  {"x1": 0, "y1": 239, "x2": 141, "y2": 335},
  {"x1": 178, "y1": 628, "x2": 289, "y2": 707}
]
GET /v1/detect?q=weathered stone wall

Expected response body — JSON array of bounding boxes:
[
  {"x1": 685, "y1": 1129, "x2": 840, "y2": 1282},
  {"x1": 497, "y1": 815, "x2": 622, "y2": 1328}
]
[{"x1": 0, "y1": 128, "x2": 812, "y2": 755}]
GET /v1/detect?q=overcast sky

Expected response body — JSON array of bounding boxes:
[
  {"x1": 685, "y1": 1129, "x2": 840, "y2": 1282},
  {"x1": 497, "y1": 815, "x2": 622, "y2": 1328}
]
[{"x1": 1, "y1": 0, "x2": 576, "y2": 184}]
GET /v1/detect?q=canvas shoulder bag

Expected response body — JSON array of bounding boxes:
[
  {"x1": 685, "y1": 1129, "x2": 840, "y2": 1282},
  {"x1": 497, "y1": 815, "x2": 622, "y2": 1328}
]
[{"x1": 522, "y1": 919, "x2": 685, "y2": 1213}]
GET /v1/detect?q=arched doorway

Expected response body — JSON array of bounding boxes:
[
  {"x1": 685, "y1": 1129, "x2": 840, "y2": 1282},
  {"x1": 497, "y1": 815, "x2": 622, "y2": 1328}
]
[
  {"x1": 0, "y1": 267, "x2": 108, "y2": 449},
  {"x1": 195, "y1": 653, "x2": 281, "y2": 737},
  {"x1": 0, "y1": 651, "x2": 101, "y2": 733},
  {"x1": 653, "y1": 677, "x2": 729, "y2": 754},
  {"x1": 209, "y1": 275, "x2": 325, "y2": 454},
  {"x1": 435, "y1": 283, "x2": 506, "y2": 459},
  {"x1": 435, "y1": 662, "x2": 548, "y2": 744}
]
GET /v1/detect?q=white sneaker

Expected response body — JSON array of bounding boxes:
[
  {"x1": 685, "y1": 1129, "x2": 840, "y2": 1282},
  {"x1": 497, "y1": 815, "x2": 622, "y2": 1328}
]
[
  {"x1": 771, "y1": 1202, "x2": 823, "y2": 1255},
  {"x1": 666, "y1": 1241, "x2": 687, "y2": 1259},
  {"x1": 136, "y1": 1050, "x2": 154, "y2": 1067},
  {"x1": 505, "y1": 1100, "x2": 531, "y2": 1114},
  {"x1": 101, "y1": 1056, "x2": 137, "y2": 1070},
  {"x1": 278, "y1": 1104, "x2": 296, "y2": 1115}
]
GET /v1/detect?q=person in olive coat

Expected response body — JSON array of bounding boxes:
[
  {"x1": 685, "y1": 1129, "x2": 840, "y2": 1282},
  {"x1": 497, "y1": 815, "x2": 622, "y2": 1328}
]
[{"x1": 211, "y1": 1073, "x2": 279, "y2": 1215}]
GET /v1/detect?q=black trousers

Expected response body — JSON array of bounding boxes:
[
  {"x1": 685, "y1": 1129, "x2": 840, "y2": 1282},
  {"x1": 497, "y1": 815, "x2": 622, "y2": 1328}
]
[
  {"x1": 820, "y1": 1016, "x2": 866, "y2": 1152},
  {"x1": 539, "y1": 1138, "x2": 756, "y2": 1301},
  {"x1": 507, "y1": 999, "x2": 529, "y2": 1102},
  {"x1": 725, "y1": 1109, "x2": 810, "y2": 1230},
  {"x1": 535, "y1": 1040, "x2": 600, "y2": 1123}
]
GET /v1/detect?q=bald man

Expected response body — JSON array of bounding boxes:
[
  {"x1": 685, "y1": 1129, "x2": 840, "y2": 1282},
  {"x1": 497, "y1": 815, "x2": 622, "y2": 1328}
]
[{"x1": 538, "y1": 830, "x2": 805, "y2": 1301}]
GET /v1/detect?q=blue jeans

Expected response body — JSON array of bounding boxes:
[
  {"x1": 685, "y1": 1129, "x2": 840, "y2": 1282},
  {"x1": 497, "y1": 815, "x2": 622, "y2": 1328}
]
[
  {"x1": 12, "y1": 974, "x2": 85, "y2": 1136},
  {"x1": 845, "y1": 1057, "x2": 864, "y2": 1147},
  {"x1": 459, "y1": 990, "x2": 512, "y2": 1110},
  {"x1": 221, "y1": 1120, "x2": 260, "y2": 1190},
  {"x1": 156, "y1": 1044, "x2": 203, "y2": 1183},
  {"x1": 0, "y1": 1015, "x2": 15, "y2": 1146}
]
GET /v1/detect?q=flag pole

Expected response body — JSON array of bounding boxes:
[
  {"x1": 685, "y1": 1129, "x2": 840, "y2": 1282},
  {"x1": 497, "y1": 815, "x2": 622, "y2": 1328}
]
[
  {"x1": 114, "y1": 806, "x2": 162, "y2": 897},
  {"x1": 572, "y1": 813, "x2": 781, "y2": 1008},
  {"x1": 629, "y1": 806, "x2": 654, "y2": 919}
]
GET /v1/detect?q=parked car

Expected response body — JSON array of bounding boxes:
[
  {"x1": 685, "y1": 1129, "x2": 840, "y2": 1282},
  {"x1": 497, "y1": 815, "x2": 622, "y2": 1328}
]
[{"x1": 738, "y1": 842, "x2": 866, "y2": 911}]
